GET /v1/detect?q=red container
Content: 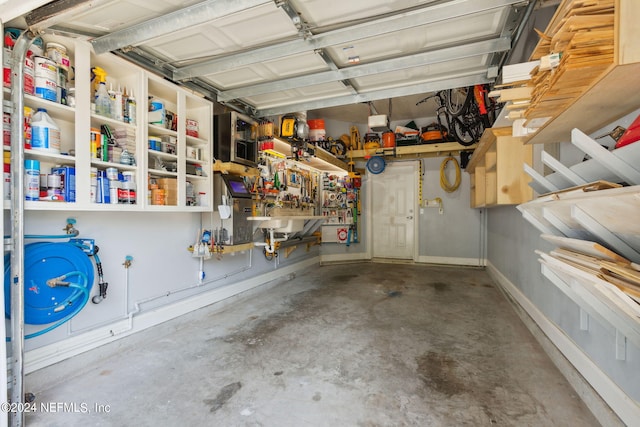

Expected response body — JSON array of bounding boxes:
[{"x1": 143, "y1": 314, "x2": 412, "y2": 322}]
[{"x1": 382, "y1": 131, "x2": 395, "y2": 148}]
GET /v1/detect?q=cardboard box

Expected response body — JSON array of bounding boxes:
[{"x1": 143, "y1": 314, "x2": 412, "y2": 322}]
[
  {"x1": 50, "y1": 166, "x2": 75, "y2": 202},
  {"x1": 156, "y1": 178, "x2": 178, "y2": 189}
]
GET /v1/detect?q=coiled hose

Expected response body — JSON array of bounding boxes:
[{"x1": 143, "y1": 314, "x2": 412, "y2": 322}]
[{"x1": 440, "y1": 156, "x2": 461, "y2": 193}]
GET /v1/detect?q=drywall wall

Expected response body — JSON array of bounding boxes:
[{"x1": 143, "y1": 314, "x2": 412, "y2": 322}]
[
  {"x1": 319, "y1": 117, "x2": 483, "y2": 264},
  {"x1": 6, "y1": 210, "x2": 319, "y2": 357},
  {"x1": 486, "y1": 205, "x2": 640, "y2": 414},
  {"x1": 419, "y1": 156, "x2": 483, "y2": 264}
]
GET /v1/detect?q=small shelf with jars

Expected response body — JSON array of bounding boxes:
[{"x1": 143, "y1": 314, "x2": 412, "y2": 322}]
[
  {"x1": 320, "y1": 172, "x2": 361, "y2": 244},
  {"x1": 2, "y1": 27, "x2": 212, "y2": 212}
]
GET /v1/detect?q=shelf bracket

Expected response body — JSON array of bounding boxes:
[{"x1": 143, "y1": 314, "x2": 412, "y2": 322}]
[
  {"x1": 541, "y1": 207, "x2": 590, "y2": 240},
  {"x1": 284, "y1": 246, "x2": 297, "y2": 258},
  {"x1": 616, "y1": 329, "x2": 627, "y2": 361},
  {"x1": 520, "y1": 209, "x2": 560, "y2": 236},
  {"x1": 541, "y1": 151, "x2": 588, "y2": 186},
  {"x1": 571, "y1": 205, "x2": 640, "y2": 263},
  {"x1": 572, "y1": 129, "x2": 640, "y2": 185},
  {"x1": 541, "y1": 262, "x2": 640, "y2": 349},
  {"x1": 579, "y1": 308, "x2": 589, "y2": 331},
  {"x1": 524, "y1": 163, "x2": 560, "y2": 194}
]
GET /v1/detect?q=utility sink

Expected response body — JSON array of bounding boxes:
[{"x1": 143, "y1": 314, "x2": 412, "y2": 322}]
[{"x1": 248, "y1": 216, "x2": 325, "y2": 233}]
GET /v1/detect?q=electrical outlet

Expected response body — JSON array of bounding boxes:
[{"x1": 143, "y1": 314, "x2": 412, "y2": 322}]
[{"x1": 420, "y1": 208, "x2": 424, "y2": 215}]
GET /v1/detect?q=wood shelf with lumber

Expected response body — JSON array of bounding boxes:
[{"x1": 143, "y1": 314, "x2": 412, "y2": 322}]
[
  {"x1": 466, "y1": 127, "x2": 533, "y2": 208},
  {"x1": 519, "y1": 182, "x2": 640, "y2": 357},
  {"x1": 348, "y1": 141, "x2": 476, "y2": 160},
  {"x1": 524, "y1": 0, "x2": 640, "y2": 144}
]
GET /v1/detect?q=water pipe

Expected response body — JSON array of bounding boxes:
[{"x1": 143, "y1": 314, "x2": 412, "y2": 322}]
[{"x1": 9, "y1": 28, "x2": 35, "y2": 427}]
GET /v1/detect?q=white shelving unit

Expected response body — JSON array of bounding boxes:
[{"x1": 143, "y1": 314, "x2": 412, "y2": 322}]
[
  {"x1": 525, "y1": 129, "x2": 640, "y2": 195},
  {"x1": 519, "y1": 125, "x2": 640, "y2": 368},
  {"x1": 3, "y1": 34, "x2": 212, "y2": 212}
]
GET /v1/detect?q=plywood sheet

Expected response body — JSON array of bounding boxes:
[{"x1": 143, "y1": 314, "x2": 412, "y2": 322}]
[{"x1": 541, "y1": 234, "x2": 630, "y2": 264}]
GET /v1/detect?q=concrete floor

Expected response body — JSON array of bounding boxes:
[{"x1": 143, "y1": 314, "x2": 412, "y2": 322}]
[{"x1": 25, "y1": 262, "x2": 600, "y2": 426}]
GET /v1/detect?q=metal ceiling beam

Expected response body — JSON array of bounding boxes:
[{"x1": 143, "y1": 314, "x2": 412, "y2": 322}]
[
  {"x1": 254, "y1": 70, "x2": 491, "y2": 117},
  {"x1": 217, "y1": 37, "x2": 511, "y2": 102},
  {"x1": 91, "y1": 0, "x2": 271, "y2": 54},
  {"x1": 24, "y1": 0, "x2": 110, "y2": 32},
  {"x1": 173, "y1": 0, "x2": 523, "y2": 81}
]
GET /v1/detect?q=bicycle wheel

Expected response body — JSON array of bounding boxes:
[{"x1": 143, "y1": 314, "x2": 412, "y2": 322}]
[
  {"x1": 450, "y1": 116, "x2": 477, "y2": 146},
  {"x1": 445, "y1": 86, "x2": 472, "y2": 116}
]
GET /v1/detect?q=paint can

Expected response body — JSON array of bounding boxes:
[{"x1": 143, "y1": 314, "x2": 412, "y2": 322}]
[
  {"x1": 46, "y1": 173, "x2": 62, "y2": 197},
  {"x1": 24, "y1": 159, "x2": 40, "y2": 201},
  {"x1": 106, "y1": 167, "x2": 118, "y2": 181},
  {"x1": 45, "y1": 42, "x2": 70, "y2": 72},
  {"x1": 34, "y1": 56, "x2": 58, "y2": 102}
]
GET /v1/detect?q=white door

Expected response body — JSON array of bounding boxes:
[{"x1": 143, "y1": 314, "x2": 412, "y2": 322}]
[{"x1": 371, "y1": 162, "x2": 417, "y2": 259}]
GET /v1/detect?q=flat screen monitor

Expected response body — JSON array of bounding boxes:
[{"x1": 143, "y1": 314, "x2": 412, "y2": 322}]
[{"x1": 222, "y1": 174, "x2": 251, "y2": 198}]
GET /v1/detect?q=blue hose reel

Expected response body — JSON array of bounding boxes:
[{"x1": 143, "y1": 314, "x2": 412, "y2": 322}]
[{"x1": 4, "y1": 242, "x2": 94, "y2": 337}]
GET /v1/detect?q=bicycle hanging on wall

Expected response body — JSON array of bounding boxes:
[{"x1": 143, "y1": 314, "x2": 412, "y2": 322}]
[{"x1": 416, "y1": 84, "x2": 500, "y2": 147}]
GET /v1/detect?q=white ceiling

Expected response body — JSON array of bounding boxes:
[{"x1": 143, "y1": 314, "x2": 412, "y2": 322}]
[{"x1": 9, "y1": 0, "x2": 539, "y2": 121}]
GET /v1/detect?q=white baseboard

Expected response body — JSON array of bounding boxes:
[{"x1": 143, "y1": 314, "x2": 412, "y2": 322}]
[
  {"x1": 487, "y1": 261, "x2": 638, "y2": 426},
  {"x1": 24, "y1": 256, "x2": 320, "y2": 373},
  {"x1": 417, "y1": 255, "x2": 485, "y2": 266}
]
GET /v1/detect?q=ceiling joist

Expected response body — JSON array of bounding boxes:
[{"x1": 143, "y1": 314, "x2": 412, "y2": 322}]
[
  {"x1": 253, "y1": 70, "x2": 491, "y2": 117},
  {"x1": 217, "y1": 37, "x2": 511, "y2": 102},
  {"x1": 90, "y1": 0, "x2": 270, "y2": 54},
  {"x1": 172, "y1": 0, "x2": 524, "y2": 81}
]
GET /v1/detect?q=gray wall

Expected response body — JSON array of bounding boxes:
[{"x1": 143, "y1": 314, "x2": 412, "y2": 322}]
[
  {"x1": 319, "y1": 118, "x2": 483, "y2": 264},
  {"x1": 487, "y1": 206, "x2": 640, "y2": 403},
  {"x1": 8, "y1": 210, "x2": 318, "y2": 352}
]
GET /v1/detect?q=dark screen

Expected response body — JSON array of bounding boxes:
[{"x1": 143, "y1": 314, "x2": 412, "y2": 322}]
[{"x1": 228, "y1": 179, "x2": 249, "y2": 194}]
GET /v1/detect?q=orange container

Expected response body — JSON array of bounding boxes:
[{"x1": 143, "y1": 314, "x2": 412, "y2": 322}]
[
  {"x1": 308, "y1": 119, "x2": 325, "y2": 130},
  {"x1": 382, "y1": 131, "x2": 395, "y2": 148}
]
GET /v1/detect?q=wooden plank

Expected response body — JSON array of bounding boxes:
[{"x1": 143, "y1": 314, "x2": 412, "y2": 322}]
[
  {"x1": 526, "y1": 62, "x2": 640, "y2": 144},
  {"x1": 465, "y1": 128, "x2": 511, "y2": 172},
  {"x1": 348, "y1": 141, "x2": 477, "y2": 161},
  {"x1": 541, "y1": 234, "x2": 631, "y2": 264},
  {"x1": 492, "y1": 86, "x2": 533, "y2": 102},
  {"x1": 213, "y1": 160, "x2": 260, "y2": 177},
  {"x1": 600, "y1": 261, "x2": 640, "y2": 285},
  {"x1": 539, "y1": 180, "x2": 621, "y2": 196}
]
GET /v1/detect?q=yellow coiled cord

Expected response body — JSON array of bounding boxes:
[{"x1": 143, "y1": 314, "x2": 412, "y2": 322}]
[{"x1": 440, "y1": 156, "x2": 461, "y2": 193}]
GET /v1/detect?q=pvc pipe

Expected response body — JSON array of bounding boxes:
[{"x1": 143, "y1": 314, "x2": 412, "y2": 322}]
[{"x1": 9, "y1": 29, "x2": 34, "y2": 427}]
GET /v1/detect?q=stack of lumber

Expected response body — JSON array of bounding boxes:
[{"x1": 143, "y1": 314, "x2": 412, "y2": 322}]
[
  {"x1": 539, "y1": 234, "x2": 640, "y2": 308},
  {"x1": 525, "y1": 0, "x2": 615, "y2": 122}
]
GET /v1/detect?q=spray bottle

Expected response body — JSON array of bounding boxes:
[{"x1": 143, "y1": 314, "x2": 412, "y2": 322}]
[{"x1": 90, "y1": 67, "x2": 107, "y2": 94}]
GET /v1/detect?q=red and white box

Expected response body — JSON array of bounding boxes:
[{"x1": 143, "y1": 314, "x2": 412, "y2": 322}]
[{"x1": 186, "y1": 119, "x2": 199, "y2": 138}]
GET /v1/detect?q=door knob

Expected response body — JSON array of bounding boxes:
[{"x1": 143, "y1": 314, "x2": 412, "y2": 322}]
[{"x1": 406, "y1": 216, "x2": 413, "y2": 220}]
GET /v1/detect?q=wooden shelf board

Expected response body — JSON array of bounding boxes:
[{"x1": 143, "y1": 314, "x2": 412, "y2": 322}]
[
  {"x1": 348, "y1": 141, "x2": 476, "y2": 160},
  {"x1": 213, "y1": 161, "x2": 260, "y2": 177},
  {"x1": 465, "y1": 128, "x2": 511, "y2": 171}
]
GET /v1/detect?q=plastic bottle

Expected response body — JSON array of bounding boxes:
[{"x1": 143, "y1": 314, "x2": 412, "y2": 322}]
[
  {"x1": 126, "y1": 89, "x2": 136, "y2": 125},
  {"x1": 30, "y1": 108, "x2": 60, "y2": 153},
  {"x1": 108, "y1": 83, "x2": 116, "y2": 118},
  {"x1": 24, "y1": 159, "x2": 39, "y2": 200},
  {"x1": 113, "y1": 85, "x2": 123, "y2": 122},
  {"x1": 95, "y1": 81, "x2": 111, "y2": 117}
]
